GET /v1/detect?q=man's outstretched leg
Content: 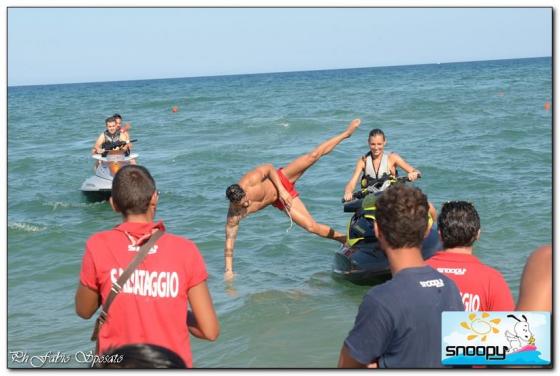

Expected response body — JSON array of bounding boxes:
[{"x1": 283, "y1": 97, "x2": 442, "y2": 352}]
[
  {"x1": 286, "y1": 197, "x2": 346, "y2": 244},
  {"x1": 281, "y1": 119, "x2": 361, "y2": 182}
]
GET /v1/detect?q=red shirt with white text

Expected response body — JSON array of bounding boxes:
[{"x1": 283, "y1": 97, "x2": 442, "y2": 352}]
[
  {"x1": 80, "y1": 221, "x2": 208, "y2": 367},
  {"x1": 426, "y1": 251, "x2": 514, "y2": 311}
]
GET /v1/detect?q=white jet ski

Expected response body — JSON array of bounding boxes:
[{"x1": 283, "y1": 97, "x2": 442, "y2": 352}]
[{"x1": 81, "y1": 142, "x2": 138, "y2": 201}]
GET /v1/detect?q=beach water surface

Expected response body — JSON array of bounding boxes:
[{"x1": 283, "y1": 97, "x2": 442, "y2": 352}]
[{"x1": 7, "y1": 57, "x2": 551, "y2": 367}]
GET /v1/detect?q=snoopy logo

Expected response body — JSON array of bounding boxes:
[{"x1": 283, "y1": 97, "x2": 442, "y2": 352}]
[{"x1": 505, "y1": 314, "x2": 535, "y2": 353}]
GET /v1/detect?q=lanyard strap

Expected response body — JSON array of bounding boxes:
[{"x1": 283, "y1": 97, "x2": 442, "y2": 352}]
[{"x1": 97, "y1": 229, "x2": 164, "y2": 324}]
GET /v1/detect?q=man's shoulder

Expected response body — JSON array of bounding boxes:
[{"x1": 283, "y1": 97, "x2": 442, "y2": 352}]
[
  {"x1": 162, "y1": 232, "x2": 197, "y2": 248},
  {"x1": 365, "y1": 268, "x2": 463, "y2": 311},
  {"x1": 227, "y1": 203, "x2": 251, "y2": 221},
  {"x1": 475, "y1": 260, "x2": 508, "y2": 281},
  {"x1": 86, "y1": 229, "x2": 118, "y2": 245},
  {"x1": 452, "y1": 254, "x2": 504, "y2": 278},
  {"x1": 365, "y1": 278, "x2": 405, "y2": 302},
  {"x1": 394, "y1": 266, "x2": 460, "y2": 293},
  {"x1": 362, "y1": 285, "x2": 393, "y2": 314},
  {"x1": 160, "y1": 233, "x2": 204, "y2": 260}
]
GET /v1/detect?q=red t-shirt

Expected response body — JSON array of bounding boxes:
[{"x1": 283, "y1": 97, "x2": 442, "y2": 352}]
[
  {"x1": 79, "y1": 221, "x2": 208, "y2": 367},
  {"x1": 426, "y1": 251, "x2": 514, "y2": 312}
]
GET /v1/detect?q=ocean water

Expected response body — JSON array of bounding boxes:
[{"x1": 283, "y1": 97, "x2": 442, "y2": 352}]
[{"x1": 7, "y1": 57, "x2": 552, "y2": 368}]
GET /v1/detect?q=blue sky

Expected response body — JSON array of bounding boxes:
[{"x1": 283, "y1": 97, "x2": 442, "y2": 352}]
[{"x1": 7, "y1": 7, "x2": 552, "y2": 86}]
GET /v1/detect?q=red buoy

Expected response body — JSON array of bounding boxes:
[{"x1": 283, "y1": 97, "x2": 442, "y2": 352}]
[{"x1": 172, "y1": 106, "x2": 178, "y2": 113}]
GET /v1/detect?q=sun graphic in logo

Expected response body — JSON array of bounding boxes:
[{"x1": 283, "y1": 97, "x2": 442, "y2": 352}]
[{"x1": 460, "y1": 312, "x2": 501, "y2": 342}]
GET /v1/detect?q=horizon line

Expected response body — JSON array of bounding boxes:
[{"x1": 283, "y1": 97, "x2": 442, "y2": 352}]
[{"x1": 8, "y1": 55, "x2": 550, "y2": 88}]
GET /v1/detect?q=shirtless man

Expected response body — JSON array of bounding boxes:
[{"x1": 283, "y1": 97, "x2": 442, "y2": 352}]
[
  {"x1": 516, "y1": 244, "x2": 552, "y2": 311},
  {"x1": 224, "y1": 119, "x2": 361, "y2": 280},
  {"x1": 113, "y1": 113, "x2": 136, "y2": 164},
  {"x1": 92, "y1": 116, "x2": 131, "y2": 155}
]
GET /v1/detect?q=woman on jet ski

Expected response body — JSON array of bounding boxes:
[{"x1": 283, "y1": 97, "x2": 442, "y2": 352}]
[{"x1": 343, "y1": 128, "x2": 421, "y2": 202}]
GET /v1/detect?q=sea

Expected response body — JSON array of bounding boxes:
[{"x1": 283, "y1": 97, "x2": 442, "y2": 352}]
[{"x1": 7, "y1": 57, "x2": 552, "y2": 368}]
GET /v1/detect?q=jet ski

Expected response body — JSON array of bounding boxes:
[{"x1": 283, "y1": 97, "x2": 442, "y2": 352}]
[
  {"x1": 332, "y1": 174, "x2": 441, "y2": 286},
  {"x1": 80, "y1": 140, "x2": 137, "y2": 201}
]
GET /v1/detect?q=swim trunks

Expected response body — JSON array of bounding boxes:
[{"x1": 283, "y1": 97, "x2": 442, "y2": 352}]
[{"x1": 272, "y1": 167, "x2": 299, "y2": 210}]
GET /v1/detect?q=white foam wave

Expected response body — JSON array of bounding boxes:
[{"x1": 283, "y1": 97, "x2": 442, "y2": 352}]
[
  {"x1": 9, "y1": 222, "x2": 46, "y2": 233},
  {"x1": 44, "y1": 201, "x2": 71, "y2": 210},
  {"x1": 43, "y1": 201, "x2": 103, "y2": 210},
  {"x1": 281, "y1": 122, "x2": 290, "y2": 127}
]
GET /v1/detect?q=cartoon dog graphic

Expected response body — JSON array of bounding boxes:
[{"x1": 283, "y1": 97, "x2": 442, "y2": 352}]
[{"x1": 505, "y1": 314, "x2": 535, "y2": 353}]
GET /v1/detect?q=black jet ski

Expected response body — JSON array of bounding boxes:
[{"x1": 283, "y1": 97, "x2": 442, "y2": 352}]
[
  {"x1": 332, "y1": 174, "x2": 441, "y2": 286},
  {"x1": 80, "y1": 139, "x2": 137, "y2": 202}
]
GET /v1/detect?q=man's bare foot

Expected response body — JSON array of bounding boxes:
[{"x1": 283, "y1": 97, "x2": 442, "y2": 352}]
[{"x1": 344, "y1": 118, "x2": 361, "y2": 138}]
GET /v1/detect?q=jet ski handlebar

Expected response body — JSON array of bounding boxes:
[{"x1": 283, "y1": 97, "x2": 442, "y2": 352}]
[
  {"x1": 100, "y1": 139, "x2": 137, "y2": 153},
  {"x1": 341, "y1": 174, "x2": 421, "y2": 203}
]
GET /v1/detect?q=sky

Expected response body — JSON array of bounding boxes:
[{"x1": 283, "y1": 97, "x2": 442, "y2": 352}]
[{"x1": 6, "y1": 6, "x2": 552, "y2": 86}]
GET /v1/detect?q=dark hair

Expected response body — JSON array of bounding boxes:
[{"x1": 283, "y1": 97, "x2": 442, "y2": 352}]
[
  {"x1": 105, "y1": 116, "x2": 115, "y2": 125},
  {"x1": 368, "y1": 128, "x2": 385, "y2": 140},
  {"x1": 226, "y1": 184, "x2": 246, "y2": 203},
  {"x1": 438, "y1": 201, "x2": 480, "y2": 249},
  {"x1": 94, "y1": 343, "x2": 186, "y2": 368},
  {"x1": 112, "y1": 165, "x2": 156, "y2": 216},
  {"x1": 375, "y1": 184, "x2": 429, "y2": 249},
  {"x1": 113, "y1": 113, "x2": 122, "y2": 120}
]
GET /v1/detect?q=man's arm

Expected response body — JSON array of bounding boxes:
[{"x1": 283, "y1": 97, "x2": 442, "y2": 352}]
[
  {"x1": 120, "y1": 130, "x2": 132, "y2": 152},
  {"x1": 75, "y1": 283, "x2": 101, "y2": 319},
  {"x1": 254, "y1": 164, "x2": 293, "y2": 209},
  {"x1": 187, "y1": 281, "x2": 220, "y2": 341},
  {"x1": 92, "y1": 133, "x2": 104, "y2": 154},
  {"x1": 338, "y1": 344, "x2": 367, "y2": 368},
  {"x1": 516, "y1": 245, "x2": 552, "y2": 311},
  {"x1": 224, "y1": 208, "x2": 240, "y2": 279}
]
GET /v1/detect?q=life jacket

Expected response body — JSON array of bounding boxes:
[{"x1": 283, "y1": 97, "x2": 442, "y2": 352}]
[
  {"x1": 102, "y1": 130, "x2": 129, "y2": 157},
  {"x1": 103, "y1": 129, "x2": 121, "y2": 144},
  {"x1": 361, "y1": 151, "x2": 393, "y2": 188},
  {"x1": 346, "y1": 193, "x2": 434, "y2": 248},
  {"x1": 346, "y1": 194, "x2": 378, "y2": 247}
]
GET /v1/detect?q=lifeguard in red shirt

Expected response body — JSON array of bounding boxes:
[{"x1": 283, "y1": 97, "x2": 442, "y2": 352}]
[
  {"x1": 75, "y1": 165, "x2": 220, "y2": 367},
  {"x1": 426, "y1": 201, "x2": 514, "y2": 311}
]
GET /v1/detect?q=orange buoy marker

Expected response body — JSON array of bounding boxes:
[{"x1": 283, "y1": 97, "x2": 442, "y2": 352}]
[
  {"x1": 172, "y1": 106, "x2": 178, "y2": 113},
  {"x1": 544, "y1": 100, "x2": 550, "y2": 111}
]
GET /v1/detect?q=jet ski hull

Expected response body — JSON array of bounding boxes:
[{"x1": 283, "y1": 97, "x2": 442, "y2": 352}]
[
  {"x1": 80, "y1": 171, "x2": 113, "y2": 202},
  {"x1": 80, "y1": 153, "x2": 138, "y2": 202},
  {"x1": 82, "y1": 190, "x2": 112, "y2": 202},
  {"x1": 332, "y1": 224, "x2": 442, "y2": 286}
]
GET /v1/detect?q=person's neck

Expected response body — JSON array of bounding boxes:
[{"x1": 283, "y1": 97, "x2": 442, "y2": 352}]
[
  {"x1": 385, "y1": 246, "x2": 426, "y2": 275},
  {"x1": 124, "y1": 213, "x2": 153, "y2": 223},
  {"x1": 444, "y1": 246, "x2": 473, "y2": 255}
]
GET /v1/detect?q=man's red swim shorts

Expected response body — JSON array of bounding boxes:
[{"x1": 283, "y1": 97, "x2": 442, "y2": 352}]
[{"x1": 272, "y1": 167, "x2": 299, "y2": 210}]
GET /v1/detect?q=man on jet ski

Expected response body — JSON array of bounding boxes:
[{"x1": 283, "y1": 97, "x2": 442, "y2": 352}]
[
  {"x1": 113, "y1": 113, "x2": 136, "y2": 164},
  {"x1": 224, "y1": 119, "x2": 362, "y2": 281},
  {"x1": 92, "y1": 116, "x2": 132, "y2": 156}
]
